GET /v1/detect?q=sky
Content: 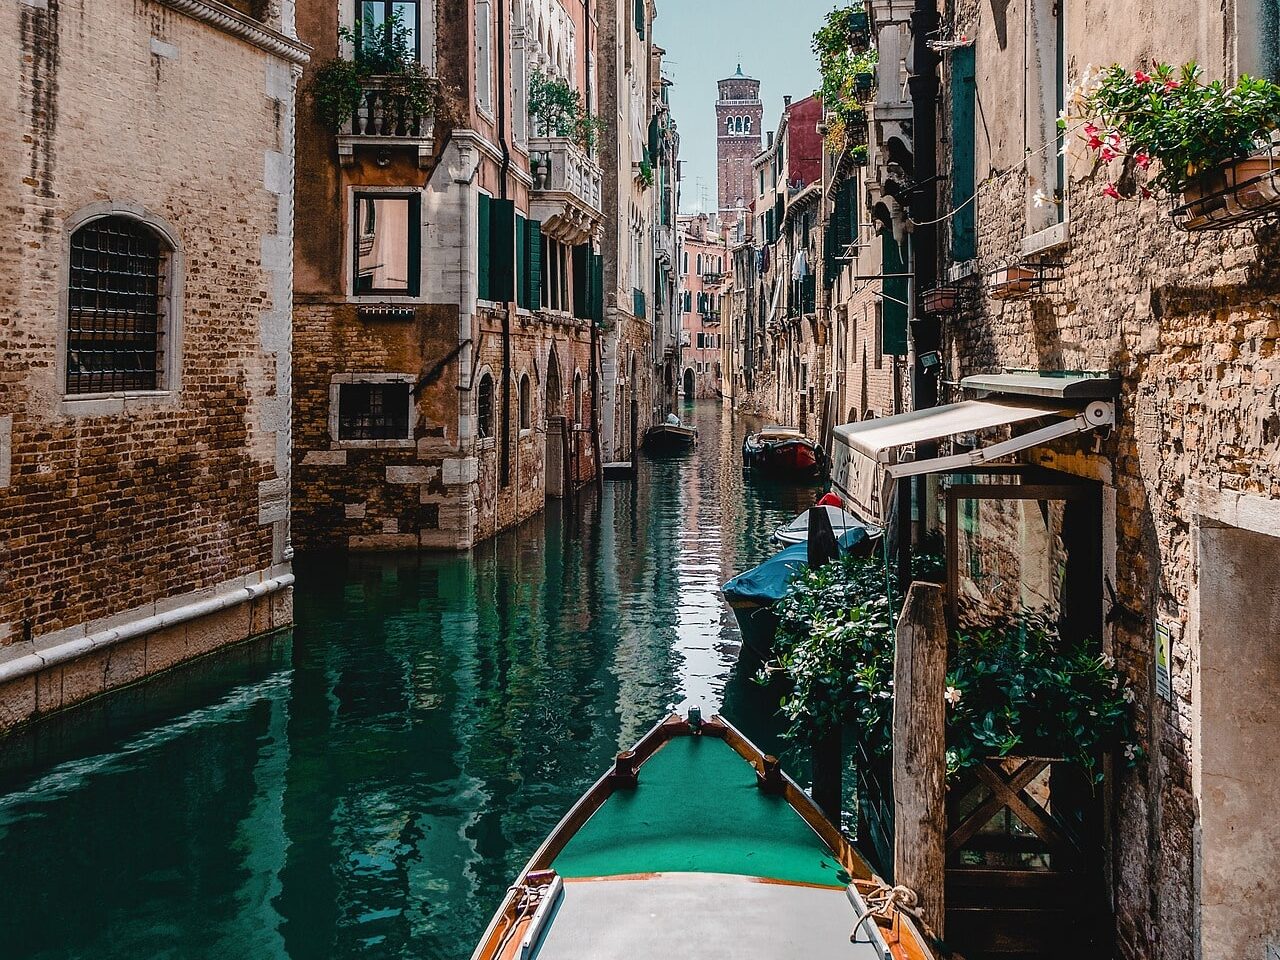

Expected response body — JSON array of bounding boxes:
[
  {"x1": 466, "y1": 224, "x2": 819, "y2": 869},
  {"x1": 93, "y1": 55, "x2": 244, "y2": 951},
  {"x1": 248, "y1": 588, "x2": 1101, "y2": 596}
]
[{"x1": 655, "y1": 0, "x2": 825, "y2": 215}]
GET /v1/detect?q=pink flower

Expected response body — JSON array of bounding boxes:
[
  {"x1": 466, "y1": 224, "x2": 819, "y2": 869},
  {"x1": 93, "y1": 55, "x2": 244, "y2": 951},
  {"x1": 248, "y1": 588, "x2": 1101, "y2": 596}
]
[
  {"x1": 1100, "y1": 146, "x2": 1117, "y2": 162},
  {"x1": 1103, "y1": 183, "x2": 1122, "y2": 200},
  {"x1": 1086, "y1": 134, "x2": 1104, "y2": 151},
  {"x1": 1106, "y1": 131, "x2": 1123, "y2": 150},
  {"x1": 1141, "y1": 186, "x2": 1153, "y2": 199},
  {"x1": 1134, "y1": 70, "x2": 1153, "y2": 85},
  {"x1": 1083, "y1": 123, "x2": 1099, "y2": 138},
  {"x1": 1164, "y1": 78, "x2": 1181, "y2": 91},
  {"x1": 1134, "y1": 152, "x2": 1152, "y2": 169}
]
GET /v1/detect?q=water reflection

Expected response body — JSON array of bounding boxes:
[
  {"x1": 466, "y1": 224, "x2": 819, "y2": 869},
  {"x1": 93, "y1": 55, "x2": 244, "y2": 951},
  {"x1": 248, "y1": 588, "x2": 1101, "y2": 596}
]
[{"x1": 0, "y1": 401, "x2": 823, "y2": 960}]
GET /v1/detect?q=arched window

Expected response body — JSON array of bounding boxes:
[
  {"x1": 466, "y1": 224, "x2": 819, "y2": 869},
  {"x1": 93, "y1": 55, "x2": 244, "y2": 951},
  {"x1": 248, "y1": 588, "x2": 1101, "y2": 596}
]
[
  {"x1": 726, "y1": 117, "x2": 734, "y2": 134},
  {"x1": 477, "y1": 372, "x2": 494, "y2": 439},
  {"x1": 573, "y1": 371, "x2": 583, "y2": 426},
  {"x1": 519, "y1": 373, "x2": 532, "y2": 430},
  {"x1": 745, "y1": 117, "x2": 752, "y2": 133},
  {"x1": 67, "y1": 215, "x2": 172, "y2": 395},
  {"x1": 546, "y1": 349, "x2": 562, "y2": 419}
]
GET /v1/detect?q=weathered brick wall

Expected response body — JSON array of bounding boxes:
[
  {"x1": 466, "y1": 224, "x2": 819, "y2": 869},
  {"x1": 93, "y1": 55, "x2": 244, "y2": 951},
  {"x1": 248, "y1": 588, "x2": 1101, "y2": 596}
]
[
  {"x1": 0, "y1": 0, "x2": 294, "y2": 648},
  {"x1": 938, "y1": 2, "x2": 1280, "y2": 949}
]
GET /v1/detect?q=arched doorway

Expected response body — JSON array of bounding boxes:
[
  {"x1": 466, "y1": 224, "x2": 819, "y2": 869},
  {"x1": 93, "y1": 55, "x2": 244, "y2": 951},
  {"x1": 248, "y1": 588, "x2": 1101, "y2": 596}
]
[
  {"x1": 683, "y1": 367, "x2": 695, "y2": 401},
  {"x1": 545, "y1": 347, "x2": 566, "y2": 498}
]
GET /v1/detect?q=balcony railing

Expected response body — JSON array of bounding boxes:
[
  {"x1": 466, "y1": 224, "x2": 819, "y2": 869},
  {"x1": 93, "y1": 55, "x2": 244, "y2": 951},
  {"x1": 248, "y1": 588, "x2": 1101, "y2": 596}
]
[
  {"x1": 337, "y1": 76, "x2": 436, "y2": 167},
  {"x1": 530, "y1": 136, "x2": 604, "y2": 245}
]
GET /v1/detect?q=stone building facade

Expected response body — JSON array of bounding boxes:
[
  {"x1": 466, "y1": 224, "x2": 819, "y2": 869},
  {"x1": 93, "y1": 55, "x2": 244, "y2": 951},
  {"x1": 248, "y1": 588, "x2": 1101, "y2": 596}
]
[
  {"x1": 293, "y1": 0, "x2": 610, "y2": 551},
  {"x1": 677, "y1": 214, "x2": 730, "y2": 400},
  {"x1": 0, "y1": 0, "x2": 305, "y2": 730},
  {"x1": 866, "y1": 0, "x2": 1280, "y2": 956},
  {"x1": 716, "y1": 66, "x2": 763, "y2": 225}
]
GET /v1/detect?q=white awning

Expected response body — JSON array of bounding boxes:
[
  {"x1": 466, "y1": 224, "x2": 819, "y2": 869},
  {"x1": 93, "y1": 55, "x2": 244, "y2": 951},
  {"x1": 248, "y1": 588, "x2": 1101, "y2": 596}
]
[{"x1": 831, "y1": 398, "x2": 1115, "y2": 522}]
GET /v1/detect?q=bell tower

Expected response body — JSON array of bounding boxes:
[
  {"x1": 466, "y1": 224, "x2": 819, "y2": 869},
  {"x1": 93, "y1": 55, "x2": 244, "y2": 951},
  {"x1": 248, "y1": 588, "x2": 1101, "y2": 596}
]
[{"x1": 716, "y1": 65, "x2": 763, "y2": 225}]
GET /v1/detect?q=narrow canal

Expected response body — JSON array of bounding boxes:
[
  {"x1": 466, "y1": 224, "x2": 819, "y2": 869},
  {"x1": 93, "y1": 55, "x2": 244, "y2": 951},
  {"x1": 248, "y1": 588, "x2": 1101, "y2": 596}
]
[{"x1": 0, "y1": 401, "x2": 826, "y2": 960}]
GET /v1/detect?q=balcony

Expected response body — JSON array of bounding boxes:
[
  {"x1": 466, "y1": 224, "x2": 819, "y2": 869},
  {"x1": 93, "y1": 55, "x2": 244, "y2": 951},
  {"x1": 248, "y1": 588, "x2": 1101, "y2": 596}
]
[
  {"x1": 701, "y1": 271, "x2": 725, "y2": 285},
  {"x1": 529, "y1": 136, "x2": 604, "y2": 246},
  {"x1": 337, "y1": 77, "x2": 435, "y2": 167}
]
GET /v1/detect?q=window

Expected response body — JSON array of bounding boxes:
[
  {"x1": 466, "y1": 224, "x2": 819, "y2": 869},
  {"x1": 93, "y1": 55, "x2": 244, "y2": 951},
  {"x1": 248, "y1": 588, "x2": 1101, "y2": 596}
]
[
  {"x1": 66, "y1": 216, "x2": 168, "y2": 395},
  {"x1": 519, "y1": 373, "x2": 531, "y2": 430},
  {"x1": 338, "y1": 381, "x2": 412, "y2": 440},
  {"x1": 475, "y1": 0, "x2": 493, "y2": 115},
  {"x1": 354, "y1": 193, "x2": 420, "y2": 295},
  {"x1": 573, "y1": 371, "x2": 583, "y2": 426},
  {"x1": 745, "y1": 117, "x2": 752, "y2": 134},
  {"x1": 477, "y1": 372, "x2": 494, "y2": 439},
  {"x1": 357, "y1": 0, "x2": 420, "y2": 60}
]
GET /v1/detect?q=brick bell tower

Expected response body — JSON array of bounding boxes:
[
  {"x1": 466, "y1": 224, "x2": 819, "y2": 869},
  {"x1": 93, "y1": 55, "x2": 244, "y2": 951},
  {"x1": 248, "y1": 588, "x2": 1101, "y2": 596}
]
[{"x1": 716, "y1": 65, "x2": 763, "y2": 225}]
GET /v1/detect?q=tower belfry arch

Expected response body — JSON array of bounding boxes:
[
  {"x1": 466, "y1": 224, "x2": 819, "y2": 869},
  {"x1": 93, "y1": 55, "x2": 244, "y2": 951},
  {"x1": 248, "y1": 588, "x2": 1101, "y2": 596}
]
[{"x1": 715, "y1": 64, "x2": 763, "y2": 225}]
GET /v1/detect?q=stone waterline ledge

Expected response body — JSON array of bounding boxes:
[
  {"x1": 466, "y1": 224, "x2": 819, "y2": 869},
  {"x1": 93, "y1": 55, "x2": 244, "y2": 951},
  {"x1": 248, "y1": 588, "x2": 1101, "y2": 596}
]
[{"x1": 0, "y1": 569, "x2": 295, "y2": 733}]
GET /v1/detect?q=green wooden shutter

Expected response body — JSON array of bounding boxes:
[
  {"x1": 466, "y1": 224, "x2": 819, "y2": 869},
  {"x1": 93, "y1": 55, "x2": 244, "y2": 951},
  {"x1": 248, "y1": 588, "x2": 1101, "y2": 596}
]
[
  {"x1": 526, "y1": 219, "x2": 543, "y2": 311},
  {"x1": 590, "y1": 253, "x2": 604, "y2": 324},
  {"x1": 477, "y1": 193, "x2": 491, "y2": 301},
  {"x1": 847, "y1": 174, "x2": 859, "y2": 247},
  {"x1": 950, "y1": 45, "x2": 978, "y2": 263},
  {"x1": 882, "y1": 232, "x2": 909, "y2": 356},
  {"x1": 408, "y1": 193, "x2": 422, "y2": 296},
  {"x1": 634, "y1": 0, "x2": 645, "y2": 38},
  {"x1": 489, "y1": 199, "x2": 515, "y2": 302},
  {"x1": 515, "y1": 215, "x2": 527, "y2": 308},
  {"x1": 572, "y1": 244, "x2": 590, "y2": 319}
]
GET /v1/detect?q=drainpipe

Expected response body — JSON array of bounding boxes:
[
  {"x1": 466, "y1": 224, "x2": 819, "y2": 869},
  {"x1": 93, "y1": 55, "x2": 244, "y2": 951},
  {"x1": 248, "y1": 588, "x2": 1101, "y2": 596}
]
[
  {"x1": 498, "y1": 0, "x2": 514, "y2": 488},
  {"x1": 898, "y1": 0, "x2": 942, "y2": 593}
]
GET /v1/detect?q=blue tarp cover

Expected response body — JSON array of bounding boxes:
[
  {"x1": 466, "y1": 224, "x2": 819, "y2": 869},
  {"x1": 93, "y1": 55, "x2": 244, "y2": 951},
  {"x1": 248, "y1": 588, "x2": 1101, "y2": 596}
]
[{"x1": 722, "y1": 528, "x2": 872, "y2": 606}]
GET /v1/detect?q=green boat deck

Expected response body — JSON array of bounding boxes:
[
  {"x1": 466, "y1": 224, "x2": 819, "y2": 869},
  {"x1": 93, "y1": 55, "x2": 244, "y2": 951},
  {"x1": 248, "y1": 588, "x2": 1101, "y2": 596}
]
[{"x1": 552, "y1": 734, "x2": 849, "y2": 888}]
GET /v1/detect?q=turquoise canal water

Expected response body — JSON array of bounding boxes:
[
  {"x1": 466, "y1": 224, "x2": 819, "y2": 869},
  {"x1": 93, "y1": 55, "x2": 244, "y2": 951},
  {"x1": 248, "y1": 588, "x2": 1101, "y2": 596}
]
[{"x1": 0, "y1": 401, "x2": 826, "y2": 960}]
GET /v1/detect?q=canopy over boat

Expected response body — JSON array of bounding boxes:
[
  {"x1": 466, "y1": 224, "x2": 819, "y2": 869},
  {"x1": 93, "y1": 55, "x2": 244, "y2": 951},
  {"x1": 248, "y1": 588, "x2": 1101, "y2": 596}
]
[
  {"x1": 722, "y1": 527, "x2": 874, "y2": 609},
  {"x1": 470, "y1": 713, "x2": 935, "y2": 960}
]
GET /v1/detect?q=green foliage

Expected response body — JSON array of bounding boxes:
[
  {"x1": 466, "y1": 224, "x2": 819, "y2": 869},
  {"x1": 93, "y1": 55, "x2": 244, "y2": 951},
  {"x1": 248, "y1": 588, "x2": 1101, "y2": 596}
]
[
  {"x1": 637, "y1": 158, "x2": 655, "y2": 188},
  {"x1": 761, "y1": 551, "x2": 1141, "y2": 782},
  {"x1": 309, "y1": 10, "x2": 442, "y2": 132},
  {"x1": 850, "y1": 143, "x2": 869, "y2": 166},
  {"x1": 1069, "y1": 62, "x2": 1280, "y2": 195},
  {"x1": 813, "y1": 5, "x2": 876, "y2": 151},
  {"x1": 528, "y1": 68, "x2": 604, "y2": 153}
]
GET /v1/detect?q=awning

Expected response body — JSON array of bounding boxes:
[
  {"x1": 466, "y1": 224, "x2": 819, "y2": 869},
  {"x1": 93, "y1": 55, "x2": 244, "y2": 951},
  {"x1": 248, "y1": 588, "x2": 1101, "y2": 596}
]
[{"x1": 830, "y1": 398, "x2": 1115, "y2": 522}]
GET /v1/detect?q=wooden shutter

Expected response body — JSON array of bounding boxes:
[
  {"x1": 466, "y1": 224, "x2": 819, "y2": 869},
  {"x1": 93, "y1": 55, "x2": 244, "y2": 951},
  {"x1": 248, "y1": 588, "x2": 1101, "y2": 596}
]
[
  {"x1": 478, "y1": 193, "x2": 491, "y2": 301},
  {"x1": 882, "y1": 232, "x2": 909, "y2": 356},
  {"x1": 634, "y1": 0, "x2": 645, "y2": 38},
  {"x1": 515, "y1": 215, "x2": 527, "y2": 308},
  {"x1": 572, "y1": 244, "x2": 590, "y2": 319},
  {"x1": 590, "y1": 253, "x2": 604, "y2": 324},
  {"x1": 489, "y1": 199, "x2": 516, "y2": 302},
  {"x1": 526, "y1": 219, "x2": 542, "y2": 311},
  {"x1": 950, "y1": 45, "x2": 978, "y2": 263}
]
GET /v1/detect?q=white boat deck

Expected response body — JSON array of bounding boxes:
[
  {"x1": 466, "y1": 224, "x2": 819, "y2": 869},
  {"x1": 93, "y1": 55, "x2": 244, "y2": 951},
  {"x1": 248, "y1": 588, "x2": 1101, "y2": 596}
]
[{"x1": 531, "y1": 872, "x2": 887, "y2": 960}]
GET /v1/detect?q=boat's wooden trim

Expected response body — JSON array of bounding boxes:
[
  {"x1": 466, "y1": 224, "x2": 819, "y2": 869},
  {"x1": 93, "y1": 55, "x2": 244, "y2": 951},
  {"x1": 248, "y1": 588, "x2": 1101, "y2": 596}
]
[{"x1": 471, "y1": 712, "x2": 939, "y2": 960}]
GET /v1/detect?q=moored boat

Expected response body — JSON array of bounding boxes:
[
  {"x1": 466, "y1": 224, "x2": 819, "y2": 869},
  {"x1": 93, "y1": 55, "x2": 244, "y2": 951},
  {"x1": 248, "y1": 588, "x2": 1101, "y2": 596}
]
[
  {"x1": 775, "y1": 503, "x2": 879, "y2": 545},
  {"x1": 644, "y1": 414, "x2": 698, "y2": 452},
  {"x1": 742, "y1": 426, "x2": 826, "y2": 478},
  {"x1": 470, "y1": 710, "x2": 935, "y2": 960},
  {"x1": 723, "y1": 526, "x2": 879, "y2": 657}
]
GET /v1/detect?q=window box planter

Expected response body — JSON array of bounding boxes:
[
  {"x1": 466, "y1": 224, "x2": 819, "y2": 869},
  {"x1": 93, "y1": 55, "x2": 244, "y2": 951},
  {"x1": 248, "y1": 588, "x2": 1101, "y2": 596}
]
[
  {"x1": 923, "y1": 285, "x2": 961, "y2": 314},
  {"x1": 987, "y1": 265, "x2": 1040, "y2": 300},
  {"x1": 1173, "y1": 153, "x2": 1280, "y2": 231}
]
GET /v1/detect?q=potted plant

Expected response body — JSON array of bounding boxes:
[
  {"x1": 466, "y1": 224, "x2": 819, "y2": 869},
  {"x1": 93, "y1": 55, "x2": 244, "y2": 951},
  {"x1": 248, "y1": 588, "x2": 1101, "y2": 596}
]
[
  {"x1": 528, "y1": 68, "x2": 603, "y2": 153},
  {"x1": 1068, "y1": 62, "x2": 1280, "y2": 228},
  {"x1": 850, "y1": 143, "x2": 869, "y2": 166},
  {"x1": 988, "y1": 263, "x2": 1040, "y2": 299},
  {"x1": 923, "y1": 285, "x2": 960, "y2": 313}
]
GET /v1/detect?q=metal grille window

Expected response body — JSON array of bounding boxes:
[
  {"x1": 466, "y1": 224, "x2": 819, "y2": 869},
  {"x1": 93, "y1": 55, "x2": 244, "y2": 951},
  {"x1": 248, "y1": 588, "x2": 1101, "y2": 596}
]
[
  {"x1": 337, "y1": 382, "x2": 412, "y2": 440},
  {"x1": 477, "y1": 373, "x2": 494, "y2": 439},
  {"x1": 66, "y1": 217, "x2": 166, "y2": 394}
]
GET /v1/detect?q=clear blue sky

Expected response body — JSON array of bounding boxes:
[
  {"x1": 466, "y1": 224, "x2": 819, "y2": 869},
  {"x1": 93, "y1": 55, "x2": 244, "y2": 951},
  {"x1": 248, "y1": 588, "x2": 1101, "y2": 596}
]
[{"x1": 655, "y1": 0, "x2": 825, "y2": 214}]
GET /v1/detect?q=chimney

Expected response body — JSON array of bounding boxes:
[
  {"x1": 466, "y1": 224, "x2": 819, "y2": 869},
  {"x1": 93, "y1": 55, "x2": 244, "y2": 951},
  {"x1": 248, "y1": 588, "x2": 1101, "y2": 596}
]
[
  {"x1": 767, "y1": 131, "x2": 775, "y2": 148},
  {"x1": 784, "y1": 95, "x2": 793, "y2": 108}
]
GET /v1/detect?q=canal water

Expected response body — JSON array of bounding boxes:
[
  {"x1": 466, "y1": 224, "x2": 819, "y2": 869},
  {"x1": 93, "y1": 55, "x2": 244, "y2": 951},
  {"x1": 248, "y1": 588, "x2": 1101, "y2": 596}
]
[{"x1": 0, "y1": 401, "x2": 825, "y2": 960}]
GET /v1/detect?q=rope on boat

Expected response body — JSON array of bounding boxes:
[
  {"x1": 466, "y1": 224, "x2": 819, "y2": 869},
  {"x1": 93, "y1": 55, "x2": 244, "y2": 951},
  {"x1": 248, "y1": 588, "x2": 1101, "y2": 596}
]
[{"x1": 850, "y1": 882, "x2": 963, "y2": 959}]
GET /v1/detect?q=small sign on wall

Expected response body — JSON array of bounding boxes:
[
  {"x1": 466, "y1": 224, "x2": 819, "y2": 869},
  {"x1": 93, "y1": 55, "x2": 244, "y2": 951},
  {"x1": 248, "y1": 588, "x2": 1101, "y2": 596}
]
[{"x1": 1155, "y1": 621, "x2": 1173, "y2": 701}]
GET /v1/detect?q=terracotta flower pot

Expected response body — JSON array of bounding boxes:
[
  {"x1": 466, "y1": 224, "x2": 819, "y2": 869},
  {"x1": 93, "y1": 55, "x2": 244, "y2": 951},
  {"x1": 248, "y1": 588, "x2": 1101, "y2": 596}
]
[
  {"x1": 1180, "y1": 154, "x2": 1280, "y2": 228},
  {"x1": 988, "y1": 265, "x2": 1039, "y2": 300}
]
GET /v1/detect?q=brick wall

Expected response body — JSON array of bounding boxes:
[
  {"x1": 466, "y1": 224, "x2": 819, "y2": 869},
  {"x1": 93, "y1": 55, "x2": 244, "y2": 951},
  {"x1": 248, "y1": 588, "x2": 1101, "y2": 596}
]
[{"x1": 0, "y1": 0, "x2": 297, "y2": 655}]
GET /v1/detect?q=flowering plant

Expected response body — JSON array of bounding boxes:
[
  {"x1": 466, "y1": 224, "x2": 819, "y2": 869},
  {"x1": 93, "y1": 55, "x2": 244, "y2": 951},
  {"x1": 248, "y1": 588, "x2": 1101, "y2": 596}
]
[
  {"x1": 1065, "y1": 62, "x2": 1280, "y2": 197},
  {"x1": 813, "y1": 5, "x2": 876, "y2": 151},
  {"x1": 761, "y1": 553, "x2": 1142, "y2": 782}
]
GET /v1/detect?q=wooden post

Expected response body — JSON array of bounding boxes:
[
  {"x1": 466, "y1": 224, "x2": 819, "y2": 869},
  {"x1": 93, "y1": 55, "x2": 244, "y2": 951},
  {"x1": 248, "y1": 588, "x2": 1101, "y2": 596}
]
[{"x1": 892, "y1": 580, "x2": 947, "y2": 935}]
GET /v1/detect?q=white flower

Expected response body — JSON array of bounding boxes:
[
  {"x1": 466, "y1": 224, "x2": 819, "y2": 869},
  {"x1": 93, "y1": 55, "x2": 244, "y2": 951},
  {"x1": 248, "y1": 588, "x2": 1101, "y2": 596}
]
[
  {"x1": 1089, "y1": 708, "x2": 1098, "y2": 717},
  {"x1": 945, "y1": 686, "x2": 963, "y2": 707},
  {"x1": 1124, "y1": 743, "x2": 1138, "y2": 761},
  {"x1": 1108, "y1": 675, "x2": 1120, "y2": 690},
  {"x1": 1032, "y1": 189, "x2": 1053, "y2": 208},
  {"x1": 1099, "y1": 653, "x2": 1116, "y2": 670},
  {"x1": 877, "y1": 690, "x2": 892, "y2": 700},
  {"x1": 1122, "y1": 687, "x2": 1137, "y2": 704}
]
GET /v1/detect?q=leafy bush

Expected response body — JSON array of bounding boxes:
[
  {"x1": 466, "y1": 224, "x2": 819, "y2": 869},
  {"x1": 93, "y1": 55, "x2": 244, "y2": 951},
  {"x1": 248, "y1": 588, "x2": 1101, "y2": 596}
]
[
  {"x1": 1067, "y1": 62, "x2": 1280, "y2": 196},
  {"x1": 761, "y1": 551, "x2": 1141, "y2": 782},
  {"x1": 813, "y1": 5, "x2": 877, "y2": 151},
  {"x1": 528, "y1": 68, "x2": 604, "y2": 153},
  {"x1": 309, "y1": 10, "x2": 442, "y2": 132}
]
